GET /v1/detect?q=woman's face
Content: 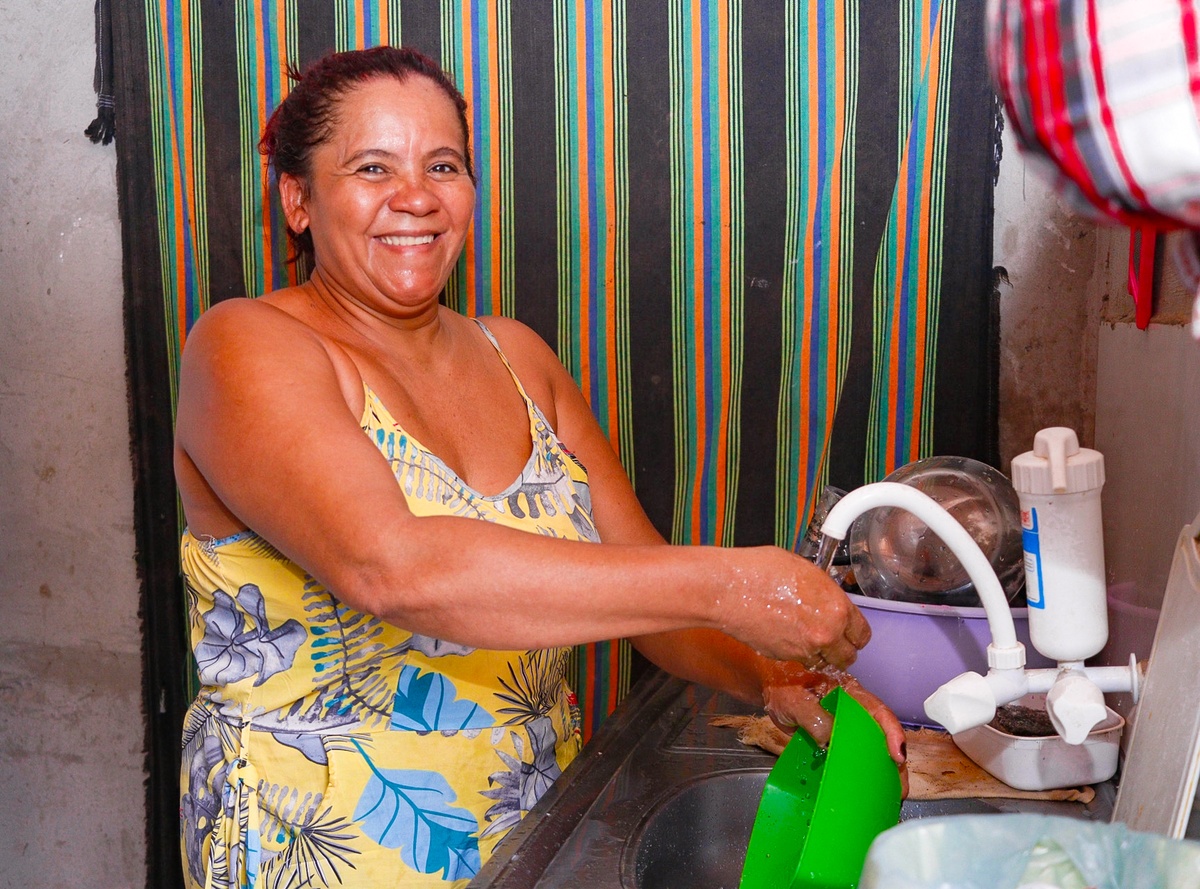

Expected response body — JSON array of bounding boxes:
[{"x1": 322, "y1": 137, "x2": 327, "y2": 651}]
[{"x1": 282, "y1": 75, "x2": 475, "y2": 318}]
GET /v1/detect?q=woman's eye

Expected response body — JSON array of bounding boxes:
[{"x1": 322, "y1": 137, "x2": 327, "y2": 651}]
[
  {"x1": 357, "y1": 163, "x2": 387, "y2": 176},
  {"x1": 429, "y1": 162, "x2": 462, "y2": 176}
]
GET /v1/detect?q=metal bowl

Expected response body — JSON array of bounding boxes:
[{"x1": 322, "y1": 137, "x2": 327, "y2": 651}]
[{"x1": 850, "y1": 456, "x2": 1025, "y2": 607}]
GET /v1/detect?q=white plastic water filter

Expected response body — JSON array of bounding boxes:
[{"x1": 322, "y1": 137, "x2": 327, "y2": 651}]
[{"x1": 1009, "y1": 427, "x2": 1108, "y2": 663}]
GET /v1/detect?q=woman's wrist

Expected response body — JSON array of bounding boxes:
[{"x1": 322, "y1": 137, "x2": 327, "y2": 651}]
[
  {"x1": 756, "y1": 657, "x2": 845, "y2": 709},
  {"x1": 701, "y1": 544, "x2": 787, "y2": 636}
]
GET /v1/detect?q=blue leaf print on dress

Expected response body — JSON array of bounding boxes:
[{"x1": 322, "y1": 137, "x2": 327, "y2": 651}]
[
  {"x1": 182, "y1": 732, "x2": 229, "y2": 884},
  {"x1": 195, "y1": 584, "x2": 306, "y2": 686},
  {"x1": 351, "y1": 740, "x2": 482, "y2": 881},
  {"x1": 391, "y1": 665, "x2": 496, "y2": 732}
]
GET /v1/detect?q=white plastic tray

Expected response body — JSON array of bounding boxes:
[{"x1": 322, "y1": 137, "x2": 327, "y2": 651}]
[{"x1": 952, "y1": 693, "x2": 1124, "y2": 791}]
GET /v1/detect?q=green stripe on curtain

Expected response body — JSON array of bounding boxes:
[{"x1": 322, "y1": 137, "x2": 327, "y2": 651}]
[
  {"x1": 145, "y1": 0, "x2": 210, "y2": 404},
  {"x1": 440, "y1": 0, "x2": 514, "y2": 318},
  {"x1": 774, "y1": 0, "x2": 858, "y2": 549},
  {"x1": 865, "y1": 0, "x2": 957, "y2": 477},
  {"x1": 236, "y1": 0, "x2": 298, "y2": 300},
  {"x1": 552, "y1": 0, "x2": 636, "y2": 742},
  {"x1": 335, "y1": 0, "x2": 403, "y2": 50},
  {"x1": 667, "y1": 0, "x2": 745, "y2": 549}
]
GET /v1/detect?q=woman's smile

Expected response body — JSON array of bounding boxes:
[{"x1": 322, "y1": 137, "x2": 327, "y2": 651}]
[{"x1": 376, "y1": 233, "x2": 437, "y2": 247}]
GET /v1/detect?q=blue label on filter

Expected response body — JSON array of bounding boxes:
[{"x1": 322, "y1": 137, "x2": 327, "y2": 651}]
[{"x1": 1022, "y1": 507, "x2": 1045, "y2": 609}]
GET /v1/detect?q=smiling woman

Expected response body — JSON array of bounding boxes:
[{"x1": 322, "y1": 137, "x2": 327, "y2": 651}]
[
  {"x1": 172, "y1": 45, "x2": 905, "y2": 888},
  {"x1": 275, "y1": 76, "x2": 476, "y2": 317}
]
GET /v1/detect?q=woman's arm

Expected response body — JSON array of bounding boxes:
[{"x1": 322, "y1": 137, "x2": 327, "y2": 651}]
[
  {"x1": 175, "y1": 299, "x2": 868, "y2": 669},
  {"x1": 487, "y1": 316, "x2": 905, "y2": 773}
]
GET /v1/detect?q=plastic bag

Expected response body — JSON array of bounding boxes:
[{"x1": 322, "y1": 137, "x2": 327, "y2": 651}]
[
  {"x1": 860, "y1": 814, "x2": 1200, "y2": 889},
  {"x1": 1016, "y1": 838, "x2": 1091, "y2": 889}
]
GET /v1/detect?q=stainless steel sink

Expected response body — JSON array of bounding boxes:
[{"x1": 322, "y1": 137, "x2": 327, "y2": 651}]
[
  {"x1": 470, "y1": 670, "x2": 1113, "y2": 889},
  {"x1": 621, "y1": 770, "x2": 1006, "y2": 889},
  {"x1": 622, "y1": 771, "x2": 763, "y2": 889}
]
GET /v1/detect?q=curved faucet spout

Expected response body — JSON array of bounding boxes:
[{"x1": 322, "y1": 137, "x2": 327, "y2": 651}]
[
  {"x1": 820, "y1": 483, "x2": 1141, "y2": 744},
  {"x1": 819, "y1": 482, "x2": 1024, "y2": 665}
]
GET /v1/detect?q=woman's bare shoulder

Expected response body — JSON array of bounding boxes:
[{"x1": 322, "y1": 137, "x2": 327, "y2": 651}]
[
  {"x1": 183, "y1": 293, "x2": 354, "y2": 378},
  {"x1": 178, "y1": 293, "x2": 363, "y2": 428},
  {"x1": 476, "y1": 315, "x2": 563, "y2": 371},
  {"x1": 185, "y1": 293, "x2": 310, "y2": 349},
  {"x1": 475, "y1": 315, "x2": 586, "y2": 434}
]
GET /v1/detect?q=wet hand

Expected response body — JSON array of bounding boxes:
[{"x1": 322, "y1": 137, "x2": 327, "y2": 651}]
[
  {"x1": 762, "y1": 669, "x2": 909, "y2": 798},
  {"x1": 719, "y1": 547, "x2": 871, "y2": 670},
  {"x1": 840, "y1": 676, "x2": 909, "y2": 798}
]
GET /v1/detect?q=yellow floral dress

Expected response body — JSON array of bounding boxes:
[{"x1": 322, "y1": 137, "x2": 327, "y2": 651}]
[{"x1": 179, "y1": 322, "x2": 597, "y2": 888}]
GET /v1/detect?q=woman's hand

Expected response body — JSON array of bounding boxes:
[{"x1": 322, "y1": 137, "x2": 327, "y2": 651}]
[
  {"x1": 714, "y1": 546, "x2": 872, "y2": 671},
  {"x1": 761, "y1": 667, "x2": 909, "y2": 797}
]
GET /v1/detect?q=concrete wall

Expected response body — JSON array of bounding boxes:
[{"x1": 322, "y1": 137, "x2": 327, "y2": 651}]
[
  {"x1": 1, "y1": 5, "x2": 1197, "y2": 888},
  {"x1": 994, "y1": 122, "x2": 1200, "y2": 657},
  {"x1": 0, "y1": 1, "x2": 146, "y2": 887},
  {"x1": 993, "y1": 125, "x2": 1112, "y2": 469}
]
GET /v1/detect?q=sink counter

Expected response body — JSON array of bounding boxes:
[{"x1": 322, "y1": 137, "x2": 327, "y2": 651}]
[{"x1": 469, "y1": 669, "x2": 1114, "y2": 888}]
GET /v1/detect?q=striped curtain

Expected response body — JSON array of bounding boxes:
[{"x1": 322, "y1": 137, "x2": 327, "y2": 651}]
[{"x1": 131, "y1": 0, "x2": 996, "y2": 740}]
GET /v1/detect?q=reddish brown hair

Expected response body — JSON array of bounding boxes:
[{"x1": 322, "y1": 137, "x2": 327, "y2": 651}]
[{"x1": 259, "y1": 46, "x2": 473, "y2": 262}]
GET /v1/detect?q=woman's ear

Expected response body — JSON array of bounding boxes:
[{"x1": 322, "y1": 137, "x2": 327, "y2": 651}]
[{"x1": 279, "y1": 173, "x2": 310, "y2": 236}]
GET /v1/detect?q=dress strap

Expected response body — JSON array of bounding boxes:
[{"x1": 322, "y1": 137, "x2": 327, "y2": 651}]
[{"x1": 472, "y1": 319, "x2": 541, "y2": 419}]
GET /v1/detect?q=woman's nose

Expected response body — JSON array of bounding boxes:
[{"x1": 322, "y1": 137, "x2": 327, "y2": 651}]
[{"x1": 386, "y1": 173, "x2": 436, "y2": 214}]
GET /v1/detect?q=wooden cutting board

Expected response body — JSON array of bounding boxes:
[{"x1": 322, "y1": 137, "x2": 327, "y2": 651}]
[{"x1": 710, "y1": 715, "x2": 1095, "y2": 803}]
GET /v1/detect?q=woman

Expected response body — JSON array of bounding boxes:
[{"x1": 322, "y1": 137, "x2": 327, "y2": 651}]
[{"x1": 175, "y1": 46, "x2": 905, "y2": 888}]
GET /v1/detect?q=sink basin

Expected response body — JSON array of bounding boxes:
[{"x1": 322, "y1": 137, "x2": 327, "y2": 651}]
[
  {"x1": 468, "y1": 672, "x2": 1111, "y2": 889},
  {"x1": 621, "y1": 769, "x2": 1003, "y2": 889}
]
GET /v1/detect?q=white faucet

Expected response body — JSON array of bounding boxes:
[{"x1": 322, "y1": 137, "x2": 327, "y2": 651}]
[{"x1": 818, "y1": 478, "x2": 1142, "y2": 745}]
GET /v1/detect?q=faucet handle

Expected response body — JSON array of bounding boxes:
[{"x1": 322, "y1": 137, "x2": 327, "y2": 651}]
[
  {"x1": 923, "y1": 672, "x2": 998, "y2": 734},
  {"x1": 1046, "y1": 671, "x2": 1108, "y2": 745}
]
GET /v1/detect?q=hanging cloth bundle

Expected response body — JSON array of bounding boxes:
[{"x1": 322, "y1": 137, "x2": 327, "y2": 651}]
[
  {"x1": 85, "y1": 0, "x2": 115, "y2": 145},
  {"x1": 988, "y1": 0, "x2": 1200, "y2": 337}
]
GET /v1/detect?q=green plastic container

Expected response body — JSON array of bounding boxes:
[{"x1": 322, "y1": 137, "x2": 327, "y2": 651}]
[{"x1": 740, "y1": 687, "x2": 902, "y2": 889}]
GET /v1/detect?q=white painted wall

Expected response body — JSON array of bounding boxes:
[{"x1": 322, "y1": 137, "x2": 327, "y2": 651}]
[
  {"x1": 1096, "y1": 323, "x2": 1200, "y2": 606},
  {"x1": 993, "y1": 126, "x2": 1110, "y2": 467},
  {"x1": 0, "y1": 1, "x2": 146, "y2": 887}
]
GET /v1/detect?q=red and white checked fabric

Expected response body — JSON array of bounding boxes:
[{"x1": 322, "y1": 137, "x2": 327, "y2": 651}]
[{"x1": 989, "y1": 0, "x2": 1200, "y2": 336}]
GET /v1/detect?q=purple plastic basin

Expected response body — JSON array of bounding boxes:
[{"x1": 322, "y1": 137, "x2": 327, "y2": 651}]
[{"x1": 848, "y1": 592, "x2": 1053, "y2": 727}]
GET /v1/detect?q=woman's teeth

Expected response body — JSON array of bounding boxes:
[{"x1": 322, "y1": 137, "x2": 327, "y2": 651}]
[{"x1": 379, "y1": 234, "x2": 435, "y2": 246}]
